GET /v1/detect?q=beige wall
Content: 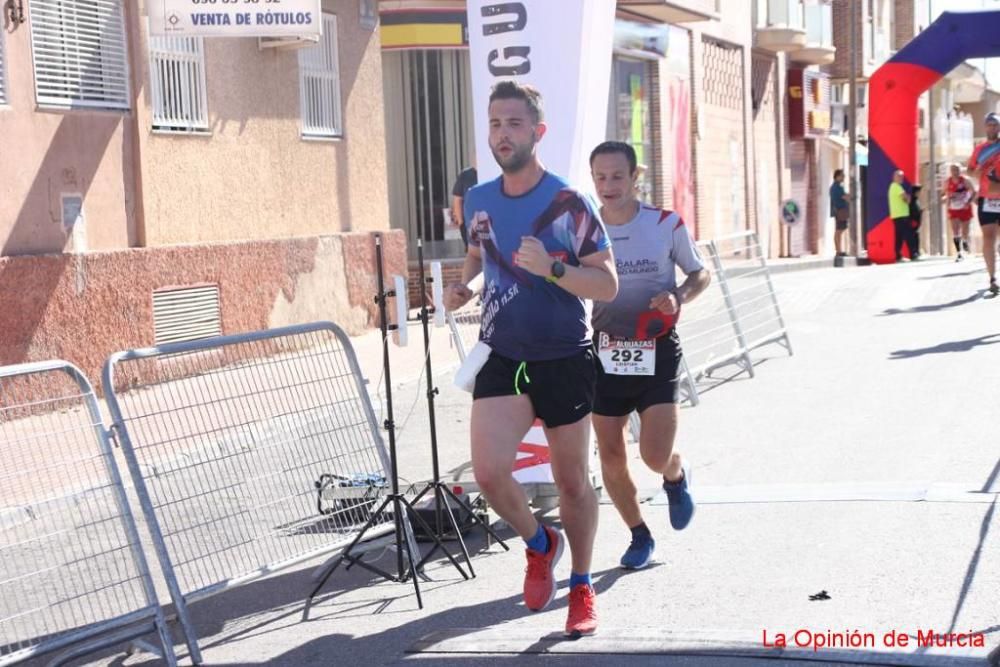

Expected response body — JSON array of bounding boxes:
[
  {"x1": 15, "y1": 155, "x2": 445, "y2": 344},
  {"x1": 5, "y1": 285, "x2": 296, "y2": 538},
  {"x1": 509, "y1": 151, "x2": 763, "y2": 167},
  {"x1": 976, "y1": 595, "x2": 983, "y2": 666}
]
[
  {"x1": 0, "y1": 10, "x2": 138, "y2": 256},
  {"x1": 134, "y1": 0, "x2": 390, "y2": 246},
  {"x1": 1, "y1": 0, "x2": 390, "y2": 256}
]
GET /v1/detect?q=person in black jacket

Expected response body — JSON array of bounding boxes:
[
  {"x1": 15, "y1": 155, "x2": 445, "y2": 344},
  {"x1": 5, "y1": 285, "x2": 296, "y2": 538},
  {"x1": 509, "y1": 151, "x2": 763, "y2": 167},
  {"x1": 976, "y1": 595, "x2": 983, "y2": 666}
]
[{"x1": 450, "y1": 165, "x2": 478, "y2": 249}]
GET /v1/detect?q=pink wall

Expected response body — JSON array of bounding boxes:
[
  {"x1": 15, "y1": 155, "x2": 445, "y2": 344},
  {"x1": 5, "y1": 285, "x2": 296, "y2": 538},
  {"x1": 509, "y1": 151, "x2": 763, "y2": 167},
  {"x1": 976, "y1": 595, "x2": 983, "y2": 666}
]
[
  {"x1": 0, "y1": 230, "x2": 406, "y2": 394},
  {"x1": 0, "y1": 15, "x2": 138, "y2": 255}
]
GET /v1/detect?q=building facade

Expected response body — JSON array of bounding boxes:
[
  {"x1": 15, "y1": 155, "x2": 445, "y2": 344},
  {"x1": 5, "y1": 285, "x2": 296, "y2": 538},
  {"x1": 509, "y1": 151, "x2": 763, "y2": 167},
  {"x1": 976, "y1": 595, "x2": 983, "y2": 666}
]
[
  {"x1": 380, "y1": 0, "x2": 775, "y2": 274},
  {"x1": 0, "y1": 0, "x2": 402, "y2": 385}
]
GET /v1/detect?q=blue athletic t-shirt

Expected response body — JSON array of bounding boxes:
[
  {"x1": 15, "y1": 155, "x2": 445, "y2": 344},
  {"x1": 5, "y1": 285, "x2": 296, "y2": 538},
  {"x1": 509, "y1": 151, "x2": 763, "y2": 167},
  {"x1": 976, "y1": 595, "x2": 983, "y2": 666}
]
[{"x1": 464, "y1": 172, "x2": 611, "y2": 362}]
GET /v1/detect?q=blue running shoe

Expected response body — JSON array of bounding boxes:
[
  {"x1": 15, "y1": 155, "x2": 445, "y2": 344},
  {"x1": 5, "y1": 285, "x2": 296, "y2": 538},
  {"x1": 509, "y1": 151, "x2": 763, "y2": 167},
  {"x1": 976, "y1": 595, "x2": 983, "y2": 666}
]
[
  {"x1": 663, "y1": 463, "x2": 695, "y2": 530},
  {"x1": 619, "y1": 534, "x2": 655, "y2": 570}
]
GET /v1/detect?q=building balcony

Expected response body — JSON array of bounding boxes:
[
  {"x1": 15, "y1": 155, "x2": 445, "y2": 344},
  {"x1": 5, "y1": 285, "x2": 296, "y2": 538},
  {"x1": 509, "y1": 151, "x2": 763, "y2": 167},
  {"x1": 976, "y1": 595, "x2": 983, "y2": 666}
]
[
  {"x1": 790, "y1": 1, "x2": 834, "y2": 65},
  {"x1": 617, "y1": 0, "x2": 719, "y2": 23},
  {"x1": 755, "y1": 0, "x2": 806, "y2": 53}
]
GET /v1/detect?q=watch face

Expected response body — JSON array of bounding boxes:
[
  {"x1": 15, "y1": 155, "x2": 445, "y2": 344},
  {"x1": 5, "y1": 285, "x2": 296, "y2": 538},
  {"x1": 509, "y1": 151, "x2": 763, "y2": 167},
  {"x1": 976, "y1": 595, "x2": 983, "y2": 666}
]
[{"x1": 552, "y1": 261, "x2": 565, "y2": 278}]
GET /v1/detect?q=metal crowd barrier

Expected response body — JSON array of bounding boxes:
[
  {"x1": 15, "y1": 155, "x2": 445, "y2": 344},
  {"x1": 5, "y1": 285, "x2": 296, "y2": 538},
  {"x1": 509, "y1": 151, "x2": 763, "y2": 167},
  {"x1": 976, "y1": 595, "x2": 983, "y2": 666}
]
[
  {"x1": 669, "y1": 237, "x2": 749, "y2": 407},
  {"x1": 670, "y1": 231, "x2": 792, "y2": 407},
  {"x1": 710, "y1": 231, "x2": 792, "y2": 357},
  {"x1": 103, "y1": 322, "x2": 407, "y2": 663},
  {"x1": 0, "y1": 361, "x2": 175, "y2": 667}
]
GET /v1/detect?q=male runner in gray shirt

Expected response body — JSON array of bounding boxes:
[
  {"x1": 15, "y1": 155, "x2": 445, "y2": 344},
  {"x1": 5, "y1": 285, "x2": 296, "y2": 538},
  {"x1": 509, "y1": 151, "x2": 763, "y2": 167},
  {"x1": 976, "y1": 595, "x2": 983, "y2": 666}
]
[{"x1": 589, "y1": 141, "x2": 710, "y2": 570}]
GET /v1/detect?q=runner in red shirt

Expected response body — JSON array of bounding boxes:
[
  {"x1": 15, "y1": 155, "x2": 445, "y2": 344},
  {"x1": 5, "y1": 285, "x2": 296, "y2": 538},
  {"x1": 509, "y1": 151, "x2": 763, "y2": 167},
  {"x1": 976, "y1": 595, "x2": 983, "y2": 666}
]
[
  {"x1": 941, "y1": 163, "x2": 976, "y2": 262},
  {"x1": 967, "y1": 112, "x2": 1000, "y2": 294}
]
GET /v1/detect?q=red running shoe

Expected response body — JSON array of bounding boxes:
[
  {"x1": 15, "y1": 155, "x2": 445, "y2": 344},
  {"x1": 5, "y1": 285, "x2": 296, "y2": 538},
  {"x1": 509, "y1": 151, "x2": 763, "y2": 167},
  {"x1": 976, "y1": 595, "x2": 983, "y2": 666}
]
[
  {"x1": 564, "y1": 584, "x2": 598, "y2": 637},
  {"x1": 523, "y1": 525, "x2": 563, "y2": 611}
]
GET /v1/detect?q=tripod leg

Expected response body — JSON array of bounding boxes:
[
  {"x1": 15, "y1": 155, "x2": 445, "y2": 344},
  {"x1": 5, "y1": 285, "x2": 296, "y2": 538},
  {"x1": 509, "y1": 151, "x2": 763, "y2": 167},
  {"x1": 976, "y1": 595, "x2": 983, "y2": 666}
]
[
  {"x1": 443, "y1": 485, "x2": 509, "y2": 551},
  {"x1": 345, "y1": 501, "x2": 388, "y2": 572},
  {"x1": 396, "y1": 497, "x2": 424, "y2": 609},
  {"x1": 401, "y1": 496, "x2": 469, "y2": 580},
  {"x1": 407, "y1": 481, "x2": 443, "y2": 572},
  {"x1": 414, "y1": 484, "x2": 469, "y2": 574},
  {"x1": 435, "y1": 485, "x2": 476, "y2": 578},
  {"x1": 308, "y1": 495, "x2": 393, "y2": 601},
  {"x1": 411, "y1": 483, "x2": 432, "y2": 507}
]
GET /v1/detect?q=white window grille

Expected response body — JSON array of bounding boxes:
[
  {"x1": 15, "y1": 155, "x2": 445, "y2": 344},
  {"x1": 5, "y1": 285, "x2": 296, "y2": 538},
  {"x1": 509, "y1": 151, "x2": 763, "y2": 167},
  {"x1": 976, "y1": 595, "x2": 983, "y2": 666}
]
[
  {"x1": 29, "y1": 0, "x2": 130, "y2": 109},
  {"x1": 149, "y1": 33, "x2": 208, "y2": 131},
  {"x1": 298, "y1": 13, "x2": 342, "y2": 138},
  {"x1": 0, "y1": 28, "x2": 8, "y2": 105}
]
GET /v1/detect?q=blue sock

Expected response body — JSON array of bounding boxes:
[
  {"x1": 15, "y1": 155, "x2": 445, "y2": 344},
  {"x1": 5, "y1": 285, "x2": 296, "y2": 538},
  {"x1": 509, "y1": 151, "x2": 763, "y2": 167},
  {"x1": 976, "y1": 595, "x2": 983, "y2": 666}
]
[
  {"x1": 525, "y1": 523, "x2": 549, "y2": 553},
  {"x1": 569, "y1": 572, "x2": 592, "y2": 589}
]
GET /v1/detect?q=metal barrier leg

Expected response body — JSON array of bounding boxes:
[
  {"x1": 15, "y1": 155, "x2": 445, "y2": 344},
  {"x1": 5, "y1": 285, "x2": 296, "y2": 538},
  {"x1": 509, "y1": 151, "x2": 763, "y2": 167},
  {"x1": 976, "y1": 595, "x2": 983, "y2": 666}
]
[
  {"x1": 628, "y1": 411, "x2": 641, "y2": 443},
  {"x1": 679, "y1": 357, "x2": 700, "y2": 407},
  {"x1": 46, "y1": 624, "x2": 175, "y2": 667},
  {"x1": 778, "y1": 333, "x2": 794, "y2": 356},
  {"x1": 708, "y1": 241, "x2": 756, "y2": 380},
  {"x1": 757, "y1": 237, "x2": 793, "y2": 357}
]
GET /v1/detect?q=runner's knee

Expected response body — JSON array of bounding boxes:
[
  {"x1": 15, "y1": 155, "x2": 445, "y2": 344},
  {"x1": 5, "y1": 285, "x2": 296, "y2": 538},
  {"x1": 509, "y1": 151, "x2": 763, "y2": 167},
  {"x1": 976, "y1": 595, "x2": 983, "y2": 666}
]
[
  {"x1": 597, "y1": 437, "x2": 627, "y2": 466},
  {"x1": 599, "y1": 452, "x2": 629, "y2": 481},
  {"x1": 639, "y1": 442, "x2": 675, "y2": 472},
  {"x1": 473, "y1": 461, "x2": 512, "y2": 496},
  {"x1": 552, "y1": 467, "x2": 593, "y2": 500}
]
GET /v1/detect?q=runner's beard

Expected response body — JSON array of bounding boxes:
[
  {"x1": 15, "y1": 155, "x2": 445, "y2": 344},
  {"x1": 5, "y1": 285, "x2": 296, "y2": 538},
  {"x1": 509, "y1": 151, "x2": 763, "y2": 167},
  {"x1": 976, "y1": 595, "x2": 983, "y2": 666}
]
[{"x1": 492, "y1": 138, "x2": 536, "y2": 174}]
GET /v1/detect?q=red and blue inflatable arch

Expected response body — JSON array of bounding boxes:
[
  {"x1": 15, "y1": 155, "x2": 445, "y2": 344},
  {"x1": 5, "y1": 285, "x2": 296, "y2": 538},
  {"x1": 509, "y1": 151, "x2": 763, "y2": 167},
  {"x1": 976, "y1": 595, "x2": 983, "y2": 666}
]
[{"x1": 867, "y1": 10, "x2": 1000, "y2": 263}]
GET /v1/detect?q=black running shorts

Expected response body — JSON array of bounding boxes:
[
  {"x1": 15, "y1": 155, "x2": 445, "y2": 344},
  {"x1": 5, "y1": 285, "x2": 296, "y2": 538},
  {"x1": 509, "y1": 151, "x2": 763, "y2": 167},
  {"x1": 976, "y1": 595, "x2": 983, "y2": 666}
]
[
  {"x1": 593, "y1": 330, "x2": 683, "y2": 417},
  {"x1": 473, "y1": 349, "x2": 598, "y2": 428},
  {"x1": 977, "y1": 197, "x2": 1000, "y2": 225}
]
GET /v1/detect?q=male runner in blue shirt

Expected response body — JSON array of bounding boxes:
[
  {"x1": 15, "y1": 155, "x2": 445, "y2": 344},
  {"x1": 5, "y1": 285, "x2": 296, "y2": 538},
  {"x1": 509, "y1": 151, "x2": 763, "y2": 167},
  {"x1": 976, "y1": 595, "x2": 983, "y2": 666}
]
[{"x1": 444, "y1": 81, "x2": 617, "y2": 637}]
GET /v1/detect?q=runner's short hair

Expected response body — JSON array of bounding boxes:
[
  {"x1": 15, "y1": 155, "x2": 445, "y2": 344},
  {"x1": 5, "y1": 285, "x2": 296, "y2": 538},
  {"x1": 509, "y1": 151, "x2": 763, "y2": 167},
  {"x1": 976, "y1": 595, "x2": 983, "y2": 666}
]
[
  {"x1": 489, "y1": 81, "x2": 544, "y2": 124},
  {"x1": 833, "y1": 169, "x2": 844, "y2": 179},
  {"x1": 589, "y1": 141, "x2": 638, "y2": 175}
]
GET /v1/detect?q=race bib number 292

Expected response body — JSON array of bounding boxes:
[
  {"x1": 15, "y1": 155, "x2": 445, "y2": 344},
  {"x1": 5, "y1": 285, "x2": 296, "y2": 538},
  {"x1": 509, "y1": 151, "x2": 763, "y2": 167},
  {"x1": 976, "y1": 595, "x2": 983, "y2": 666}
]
[{"x1": 597, "y1": 333, "x2": 655, "y2": 376}]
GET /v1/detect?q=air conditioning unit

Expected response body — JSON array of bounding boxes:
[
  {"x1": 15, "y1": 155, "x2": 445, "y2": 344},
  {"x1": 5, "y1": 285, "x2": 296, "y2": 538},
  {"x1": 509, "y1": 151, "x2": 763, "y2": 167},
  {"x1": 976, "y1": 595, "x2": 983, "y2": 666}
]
[{"x1": 258, "y1": 35, "x2": 319, "y2": 50}]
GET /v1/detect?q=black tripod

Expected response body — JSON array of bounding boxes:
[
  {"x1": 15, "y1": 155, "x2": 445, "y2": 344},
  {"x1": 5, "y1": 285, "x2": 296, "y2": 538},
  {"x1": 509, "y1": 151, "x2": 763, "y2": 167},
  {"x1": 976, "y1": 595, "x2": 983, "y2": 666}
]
[
  {"x1": 409, "y1": 240, "x2": 509, "y2": 577},
  {"x1": 307, "y1": 234, "x2": 466, "y2": 609}
]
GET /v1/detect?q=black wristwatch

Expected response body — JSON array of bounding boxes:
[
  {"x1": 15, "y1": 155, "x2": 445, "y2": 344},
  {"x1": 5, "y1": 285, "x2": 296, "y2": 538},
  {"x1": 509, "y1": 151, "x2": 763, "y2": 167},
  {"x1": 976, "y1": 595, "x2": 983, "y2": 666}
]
[{"x1": 549, "y1": 260, "x2": 566, "y2": 281}]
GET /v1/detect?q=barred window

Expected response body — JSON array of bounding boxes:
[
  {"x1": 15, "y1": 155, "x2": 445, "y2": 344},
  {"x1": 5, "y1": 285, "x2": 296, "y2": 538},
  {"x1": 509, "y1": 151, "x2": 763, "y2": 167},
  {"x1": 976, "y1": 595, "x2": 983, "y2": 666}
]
[
  {"x1": 29, "y1": 0, "x2": 130, "y2": 110},
  {"x1": 149, "y1": 34, "x2": 209, "y2": 132},
  {"x1": 298, "y1": 13, "x2": 342, "y2": 138}
]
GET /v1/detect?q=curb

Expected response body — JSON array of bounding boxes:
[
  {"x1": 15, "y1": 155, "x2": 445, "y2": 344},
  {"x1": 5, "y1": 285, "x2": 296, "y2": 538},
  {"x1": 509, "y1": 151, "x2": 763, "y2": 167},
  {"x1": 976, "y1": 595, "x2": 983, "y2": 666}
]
[{"x1": 767, "y1": 255, "x2": 872, "y2": 274}]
